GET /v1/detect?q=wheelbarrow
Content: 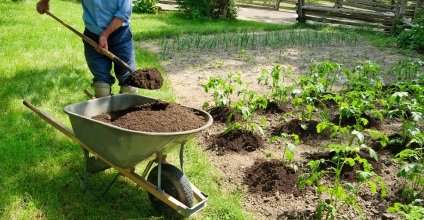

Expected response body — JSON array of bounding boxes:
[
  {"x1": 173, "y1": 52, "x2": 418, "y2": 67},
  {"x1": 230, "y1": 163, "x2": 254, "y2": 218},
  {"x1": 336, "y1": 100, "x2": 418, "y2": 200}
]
[{"x1": 23, "y1": 94, "x2": 213, "y2": 218}]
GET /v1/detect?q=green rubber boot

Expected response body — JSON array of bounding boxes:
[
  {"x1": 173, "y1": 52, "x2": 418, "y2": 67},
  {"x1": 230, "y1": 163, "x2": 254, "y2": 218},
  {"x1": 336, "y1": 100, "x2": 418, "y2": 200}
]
[{"x1": 93, "y1": 82, "x2": 111, "y2": 98}]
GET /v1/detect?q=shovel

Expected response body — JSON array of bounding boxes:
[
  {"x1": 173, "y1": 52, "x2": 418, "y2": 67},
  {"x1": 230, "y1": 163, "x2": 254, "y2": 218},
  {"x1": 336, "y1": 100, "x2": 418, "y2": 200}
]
[{"x1": 44, "y1": 11, "x2": 163, "y2": 90}]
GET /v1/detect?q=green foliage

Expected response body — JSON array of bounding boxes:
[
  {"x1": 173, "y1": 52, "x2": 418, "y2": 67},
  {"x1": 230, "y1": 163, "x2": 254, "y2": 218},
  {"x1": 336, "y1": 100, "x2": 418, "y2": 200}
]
[
  {"x1": 396, "y1": 9, "x2": 424, "y2": 52},
  {"x1": 225, "y1": 85, "x2": 267, "y2": 135},
  {"x1": 257, "y1": 64, "x2": 294, "y2": 106},
  {"x1": 270, "y1": 133, "x2": 300, "y2": 171},
  {"x1": 388, "y1": 199, "x2": 424, "y2": 220},
  {"x1": 393, "y1": 132, "x2": 424, "y2": 201},
  {"x1": 298, "y1": 130, "x2": 386, "y2": 220},
  {"x1": 132, "y1": 0, "x2": 158, "y2": 14},
  {"x1": 203, "y1": 72, "x2": 243, "y2": 109},
  {"x1": 176, "y1": 0, "x2": 237, "y2": 20}
]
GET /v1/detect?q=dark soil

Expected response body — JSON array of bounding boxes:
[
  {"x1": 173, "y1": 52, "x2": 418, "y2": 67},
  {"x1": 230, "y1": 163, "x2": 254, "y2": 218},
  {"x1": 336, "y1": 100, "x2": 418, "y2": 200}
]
[
  {"x1": 256, "y1": 101, "x2": 293, "y2": 115},
  {"x1": 125, "y1": 68, "x2": 164, "y2": 90},
  {"x1": 331, "y1": 113, "x2": 382, "y2": 129},
  {"x1": 91, "y1": 100, "x2": 206, "y2": 132},
  {"x1": 208, "y1": 106, "x2": 242, "y2": 123},
  {"x1": 208, "y1": 129, "x2": 264, "y2": 155},
  {"x1": 272, "y1": 119, "x2": 331, "y2": 141},
  {"x1": 244, "y1": 159, "x2": 305, "y2": 197},
  {"x1": 305, "y1": 150, "x2": 383, "y2": 182}
]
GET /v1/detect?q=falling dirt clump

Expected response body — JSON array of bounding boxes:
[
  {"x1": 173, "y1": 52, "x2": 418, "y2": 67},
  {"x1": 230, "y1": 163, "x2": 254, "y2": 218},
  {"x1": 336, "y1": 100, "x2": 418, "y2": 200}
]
[
  {"x1": 244, "y1": 159, "x2": 305, "y2": 197},
  {"x1": 125, "y1": 68, "x2": 164, "y2": 90},
  {"x1": 92, "y1": 100, "x2": 206, "y2": 132}
]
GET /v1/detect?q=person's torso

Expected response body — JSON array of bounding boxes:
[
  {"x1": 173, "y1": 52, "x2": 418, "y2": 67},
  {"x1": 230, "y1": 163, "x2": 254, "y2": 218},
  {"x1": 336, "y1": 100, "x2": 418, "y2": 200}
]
[{"x1": 82, "y1": 0, "x2": 131, "y2": 35}]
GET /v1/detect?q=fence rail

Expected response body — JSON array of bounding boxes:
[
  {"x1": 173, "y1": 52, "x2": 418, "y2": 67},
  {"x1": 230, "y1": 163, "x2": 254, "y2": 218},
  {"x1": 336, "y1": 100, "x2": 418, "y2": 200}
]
[{"x1": 158, "y1": 0, "x2": 423, "y2": 31}]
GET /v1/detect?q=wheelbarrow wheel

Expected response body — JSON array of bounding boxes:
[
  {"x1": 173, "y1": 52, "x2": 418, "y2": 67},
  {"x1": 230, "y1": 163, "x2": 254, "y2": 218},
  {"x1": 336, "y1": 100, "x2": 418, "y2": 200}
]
[{"x1": 147, "y1": 164, "x2": 193, "y2": 218}]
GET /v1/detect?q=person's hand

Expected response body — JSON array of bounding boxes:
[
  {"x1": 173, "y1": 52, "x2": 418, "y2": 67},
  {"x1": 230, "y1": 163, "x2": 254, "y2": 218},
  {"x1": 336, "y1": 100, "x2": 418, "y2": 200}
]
[
  {"x1": 36, "y1": 0, "x2": 50, "y2": 14},
  {"x1": 96, "y1": 33, "x2": 109, "y2": 53}
]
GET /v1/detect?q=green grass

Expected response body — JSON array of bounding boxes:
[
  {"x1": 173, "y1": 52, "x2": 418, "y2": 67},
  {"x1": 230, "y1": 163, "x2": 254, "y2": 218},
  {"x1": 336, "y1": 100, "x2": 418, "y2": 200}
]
[
  {"x1": 0, "y1": 0, "x2": 280, "y2": 219},
  {"x1": 0, "y1": 0, "x2": 410, "y2": 219}
]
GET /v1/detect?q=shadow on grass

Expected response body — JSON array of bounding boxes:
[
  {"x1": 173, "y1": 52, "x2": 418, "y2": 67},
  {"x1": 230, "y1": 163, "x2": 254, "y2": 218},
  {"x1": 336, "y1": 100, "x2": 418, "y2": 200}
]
[{"x1": 1, "y1": 66, "x2": 167, "y2": 219}]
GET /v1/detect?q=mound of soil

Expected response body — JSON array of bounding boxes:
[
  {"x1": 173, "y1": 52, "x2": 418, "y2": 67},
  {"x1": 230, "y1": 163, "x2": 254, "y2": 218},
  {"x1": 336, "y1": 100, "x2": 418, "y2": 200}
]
[
  {"x1": 272, "y1": 119, "x2": 331, "y2": 141},
  {"x1": 125, "y1": 68, "x2": 164, "y2": 90},
  {"x1": 256, "y1": 101, "x2": 292, "y2": 115},
  {"x1": 92, "y1": 100, "x2": 206, "y2": 132},
  {"x1": 331, "y1": 113, "x2": 382, "y2": 129},
  {"x1": 244, "y1": 159, "x2": 305, "y2": 197},
  {"x1": 209, "y1": 129, "x2": 264, "y2": 155},
  {"x1": 305, "y1": 150, "x2": 383, "y2": 182},
  {"x1": 208, "y1": 106, "x2": 242, "y2": 123}
]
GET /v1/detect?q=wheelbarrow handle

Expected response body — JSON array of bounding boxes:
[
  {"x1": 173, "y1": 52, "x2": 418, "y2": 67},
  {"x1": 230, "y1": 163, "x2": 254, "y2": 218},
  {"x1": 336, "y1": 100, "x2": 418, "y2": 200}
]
[
  {"x1": 23, "y1": 100, "x2": 79, "y2": 143},
  {"x1": 44, "y1": 11, "x2": 135, "y2": 73}
]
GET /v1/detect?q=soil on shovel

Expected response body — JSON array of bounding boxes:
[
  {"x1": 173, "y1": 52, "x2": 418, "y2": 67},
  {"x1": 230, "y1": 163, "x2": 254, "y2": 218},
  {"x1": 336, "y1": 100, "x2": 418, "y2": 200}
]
[
  {"x1": 92, "y1": 100, "x2": 206, "y2": 132},
  {"x1": 125, "y1": 68, "x2": 164, "y2": 90}
]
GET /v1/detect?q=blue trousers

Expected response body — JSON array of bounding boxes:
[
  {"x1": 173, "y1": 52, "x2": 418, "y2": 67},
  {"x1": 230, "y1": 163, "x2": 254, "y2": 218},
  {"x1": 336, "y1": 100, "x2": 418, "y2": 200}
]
[{"x1": 83, "y1": 26, "x2": 135, "y2": 86}]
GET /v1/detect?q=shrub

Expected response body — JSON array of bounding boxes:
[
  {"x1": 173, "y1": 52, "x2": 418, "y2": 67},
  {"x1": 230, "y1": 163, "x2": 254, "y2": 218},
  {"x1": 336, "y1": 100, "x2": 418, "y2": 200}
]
[
  {"x1": 176, "y1": 0, "x2": 237, "y2": 20},
  {"x1": 396, "y1": 9, "x2": 424, "y2": 52},
  {"x1": 133, "y1": 0, "x2": 158, "y2": 14}
]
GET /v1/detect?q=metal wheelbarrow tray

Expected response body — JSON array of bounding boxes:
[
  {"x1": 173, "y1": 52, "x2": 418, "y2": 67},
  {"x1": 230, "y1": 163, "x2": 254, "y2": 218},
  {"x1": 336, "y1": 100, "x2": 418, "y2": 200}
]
[{"x1": 23, "y1": 94, "x2": 213, "y2": 218}]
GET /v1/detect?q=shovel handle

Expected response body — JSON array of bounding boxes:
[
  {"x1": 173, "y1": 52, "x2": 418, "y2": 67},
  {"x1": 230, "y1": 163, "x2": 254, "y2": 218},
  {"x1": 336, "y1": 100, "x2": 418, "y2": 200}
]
[{"x1": 45, "y1": 11, "x2": 135, "y2": 73}]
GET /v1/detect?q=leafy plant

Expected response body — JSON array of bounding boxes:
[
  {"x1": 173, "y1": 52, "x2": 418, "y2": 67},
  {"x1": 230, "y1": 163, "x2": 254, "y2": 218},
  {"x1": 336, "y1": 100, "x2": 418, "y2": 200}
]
[
  {"x1": 385, "y1": 92, "x2": 422, "y2": 145},
  {"x1": 341, "y1": 61, "x2": 384, "y2": 93},
  {"x1": 269, "y1": 133, "x2": 300, "y2": 172},
  {"x1": 298, "y1": 130, "x2": 387, "y2": 220},
  {"x1": 388, "y1": 199, "x2": 424, "y2": 220},
  {"x1": 203, "y1": 72, "x2": 243, "y2": 109},
  {"x1": 393, "y1": 132, "x2": 424, "y2": 201},
  {"x1": 176, "y1": 0, "x2": 238, "y2": 20},
  {"x1": 224, "y1": 86, "x2": 267, "y2": 135},
  {"x1": 308, "y1": 60, "x2": 342, "y2": 96},
  {"x1": 257, "y1": 64, "x2": 294, "y2": 106},
  {"x1": 396, "y1": 9, "x2": 424, "y2": 52},
  {"x1": 132, "y1": 0, "x2": 158, "y2": 14}
]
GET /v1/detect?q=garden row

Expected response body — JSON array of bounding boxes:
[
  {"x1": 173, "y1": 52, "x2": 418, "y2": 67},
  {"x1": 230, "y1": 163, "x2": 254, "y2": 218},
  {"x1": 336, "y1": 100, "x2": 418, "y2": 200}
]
[{"x1": 202, "y1": 58, "x2": 424, "y2": 219}]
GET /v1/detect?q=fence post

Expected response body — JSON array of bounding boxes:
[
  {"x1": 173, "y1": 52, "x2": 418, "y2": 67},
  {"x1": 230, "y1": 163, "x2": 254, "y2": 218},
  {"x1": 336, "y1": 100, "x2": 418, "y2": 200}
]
[
  {"x1": 297, "y1": 0, "x2": 306, "y2": 23},
  {"x1": 275, "y1": 0, "x2": 282, "y2": 10},
  {"x1": 334, "y1": 0, "x2": 343, "y2": 8},
  {"x1": 392, "y1": 0, "x2": 407, "y2": 32},
  {"x1": 414, "y1": 0, "x2": 423, "y2": 21}
]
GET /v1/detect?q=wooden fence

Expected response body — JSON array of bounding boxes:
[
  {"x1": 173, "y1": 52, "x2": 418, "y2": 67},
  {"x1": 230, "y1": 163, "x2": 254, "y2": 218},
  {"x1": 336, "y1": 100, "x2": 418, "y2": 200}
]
[
  {"x1": 158, "y1": 0, "x2": 423, "y2": 31},
  {"x1": 158, "y1": 0, "x2": 298, "y2": 10},
  {"x1": 297, "y1": 0, "x2": 423, "y2": 31}
]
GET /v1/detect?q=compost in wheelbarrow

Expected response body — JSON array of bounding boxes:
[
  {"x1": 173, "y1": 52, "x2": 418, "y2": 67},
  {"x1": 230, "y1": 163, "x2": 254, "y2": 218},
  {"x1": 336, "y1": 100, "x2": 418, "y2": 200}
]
[
  {"x1": 63, "y1": 94, "x2": 213, "y2": 169},
  {"x1": 91, "y1": 99, "x2": 206, "y2": 133}
]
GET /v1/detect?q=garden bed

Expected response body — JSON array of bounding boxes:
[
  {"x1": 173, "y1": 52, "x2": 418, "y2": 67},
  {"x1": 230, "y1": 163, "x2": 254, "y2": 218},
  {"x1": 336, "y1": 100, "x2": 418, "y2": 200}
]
[{"x1": 138, "y1": 31, "x2": 423, "y2": 219}]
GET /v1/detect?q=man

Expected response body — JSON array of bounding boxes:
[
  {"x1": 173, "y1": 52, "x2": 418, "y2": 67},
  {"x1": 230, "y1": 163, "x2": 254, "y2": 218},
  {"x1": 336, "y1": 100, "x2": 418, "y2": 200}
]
[{"x1": 36, "y1": 0, "x2": 138, "y2": 98}]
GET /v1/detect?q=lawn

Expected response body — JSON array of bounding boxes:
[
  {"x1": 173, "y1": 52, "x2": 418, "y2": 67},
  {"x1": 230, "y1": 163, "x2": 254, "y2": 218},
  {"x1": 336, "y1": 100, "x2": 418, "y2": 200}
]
[
  {"x1": 2, "y1": 0, "x2": 422, "y2": 220},
  {"x1": 0, "y1": 0, "x2": 295, "y2": 219}
]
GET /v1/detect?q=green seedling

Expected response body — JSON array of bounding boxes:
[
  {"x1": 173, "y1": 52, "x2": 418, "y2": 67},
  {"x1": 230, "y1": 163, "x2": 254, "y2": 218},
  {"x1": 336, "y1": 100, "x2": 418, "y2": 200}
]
[
  {"x1": 393, "y1": 132, "x2": 424, "y2": 201},
  {"x1": 388, "y1": 199, "x2": 424, "y2": 220},
  {"x1": 298, "y1": 129, "x2": 386, "y2": 220},
  {"x1": 257, "y1": 64, "x2": 294, "y2": 106},
  {"x1": 203, "y1": 72, "x2": 243, "y2": 109},
  {"x1": 270, "y1": 133, "x2": 300, "y2": 172},
  {"x1": 224, "y1": 87, "x2": 267, "y2": 135}
]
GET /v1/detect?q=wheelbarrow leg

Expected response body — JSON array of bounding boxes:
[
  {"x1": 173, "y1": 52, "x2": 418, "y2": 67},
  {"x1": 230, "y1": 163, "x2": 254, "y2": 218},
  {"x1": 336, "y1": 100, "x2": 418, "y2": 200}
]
[
  {"x1": 180, "y1": 141, "x2": 187, "y2": 174},
  {"x1": 98, "y1": 173, "x2": 121, "y2": 198},
  {"x1": 82, "y1": 148, "x2": 118, "y2": 197},
  {"x1": 83, "y1": 149, "x2": 89, "y2": 194}
]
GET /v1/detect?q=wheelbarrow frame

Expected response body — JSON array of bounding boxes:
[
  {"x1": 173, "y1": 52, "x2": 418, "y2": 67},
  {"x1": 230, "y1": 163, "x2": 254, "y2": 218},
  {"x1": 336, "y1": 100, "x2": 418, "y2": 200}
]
[{"x1": 23, "y1": 96, "x2": 211, "y2": 217}]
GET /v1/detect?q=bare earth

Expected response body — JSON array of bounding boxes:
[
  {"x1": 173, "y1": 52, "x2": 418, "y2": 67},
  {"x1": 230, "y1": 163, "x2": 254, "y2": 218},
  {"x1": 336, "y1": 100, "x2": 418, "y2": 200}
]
[{"x1": 140, "y1": 5, "x2": 422, "y2": 220}]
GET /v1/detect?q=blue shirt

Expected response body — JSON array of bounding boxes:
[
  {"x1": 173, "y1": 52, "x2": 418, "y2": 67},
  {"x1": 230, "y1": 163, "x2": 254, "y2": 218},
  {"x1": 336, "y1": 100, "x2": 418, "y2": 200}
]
[{"x1": 82, "y1": 0, "x2": 132, "y2": 35}]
